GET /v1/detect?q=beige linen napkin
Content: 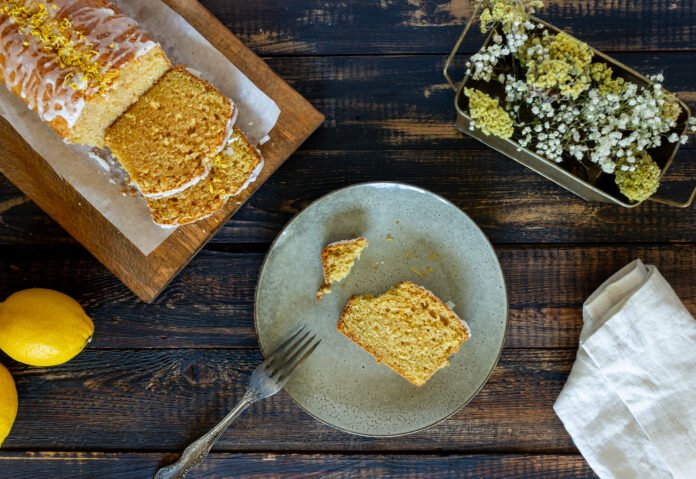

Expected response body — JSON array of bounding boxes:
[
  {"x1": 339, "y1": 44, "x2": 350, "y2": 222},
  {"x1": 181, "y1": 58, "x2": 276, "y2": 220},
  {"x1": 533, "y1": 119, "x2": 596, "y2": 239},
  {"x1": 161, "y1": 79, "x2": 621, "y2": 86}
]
[{"x1": 554, "y1": 259, "x2": 696, "y2": 479}]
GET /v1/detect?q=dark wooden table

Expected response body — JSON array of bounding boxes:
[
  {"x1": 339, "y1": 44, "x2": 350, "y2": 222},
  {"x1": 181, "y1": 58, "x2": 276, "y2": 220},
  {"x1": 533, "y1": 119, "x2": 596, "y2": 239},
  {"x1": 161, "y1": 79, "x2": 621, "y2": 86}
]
[{"x1": 1, "y1": 1, "x2": 695, "y2": 477}]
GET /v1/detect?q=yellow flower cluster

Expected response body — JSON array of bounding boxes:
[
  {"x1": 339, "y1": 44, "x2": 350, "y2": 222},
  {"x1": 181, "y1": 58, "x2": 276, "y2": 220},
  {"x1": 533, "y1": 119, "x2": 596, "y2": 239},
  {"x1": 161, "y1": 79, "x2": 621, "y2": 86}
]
[
  {"x1": 589, "y1": 63, "x2": 626, "y2": 95},
  {"x1": 525, "y1": 32, "x2": 593, "y2": 99},
  {"x1": 614, "y1": 151, "x2": 661, "y2": 203},
  {"x1": 1, "y1": 1, "x2": 118, "y2": 93},
  {"x1": 660, "y1": 92, "x2": 682, "y2": 123},
  {"x1": 465, "y1": 88, "x2": 514, "y2": 139},
  {"x1": 479, "y1": 0, "x2": 543, "y2": 34}
]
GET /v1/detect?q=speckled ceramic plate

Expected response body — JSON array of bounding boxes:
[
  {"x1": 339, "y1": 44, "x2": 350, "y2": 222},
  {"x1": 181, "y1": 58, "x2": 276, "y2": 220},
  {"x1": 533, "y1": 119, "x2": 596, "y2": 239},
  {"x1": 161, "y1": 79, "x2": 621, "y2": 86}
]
[{"x1": 255, "y1": 182, "x2": 508, "y2": 436}]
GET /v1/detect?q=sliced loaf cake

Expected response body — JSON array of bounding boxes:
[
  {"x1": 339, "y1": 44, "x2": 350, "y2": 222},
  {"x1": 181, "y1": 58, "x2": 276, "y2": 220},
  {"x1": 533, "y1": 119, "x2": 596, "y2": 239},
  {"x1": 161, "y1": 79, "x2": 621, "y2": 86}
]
[
  {"x1": 105, "y1": 66, "x2": 236, "y2": 197},
  {"x1": 146, "y1": 126, "x2": 263, "y2": 226},
  {"x1": 337, "y1": 281, "x2": 470, "y2": 386}
]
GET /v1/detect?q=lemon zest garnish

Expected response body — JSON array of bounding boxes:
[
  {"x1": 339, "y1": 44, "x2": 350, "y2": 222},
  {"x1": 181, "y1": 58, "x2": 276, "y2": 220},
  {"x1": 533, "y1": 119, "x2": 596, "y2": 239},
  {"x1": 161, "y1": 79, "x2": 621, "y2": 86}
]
[
  {"x1": 1, "y1": 1, "x2": 118, "y2": 93},
  {"x1": 409, "y1": 266, "x2": 433, "y2": 278}
]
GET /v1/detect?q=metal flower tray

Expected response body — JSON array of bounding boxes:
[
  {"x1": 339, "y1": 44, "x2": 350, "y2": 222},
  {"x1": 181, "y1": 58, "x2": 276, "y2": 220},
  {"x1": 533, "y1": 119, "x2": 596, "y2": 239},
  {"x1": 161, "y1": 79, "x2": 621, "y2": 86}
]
[{"x1": 443, "y1": 8, "x2": 696, "y2": 208}]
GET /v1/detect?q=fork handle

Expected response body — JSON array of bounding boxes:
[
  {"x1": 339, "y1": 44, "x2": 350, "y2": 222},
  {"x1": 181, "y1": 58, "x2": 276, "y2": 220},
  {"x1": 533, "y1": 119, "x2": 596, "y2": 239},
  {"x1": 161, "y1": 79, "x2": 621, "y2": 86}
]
[{"x1": 154, "y1": 390, "x2": 258, "y2": 479}]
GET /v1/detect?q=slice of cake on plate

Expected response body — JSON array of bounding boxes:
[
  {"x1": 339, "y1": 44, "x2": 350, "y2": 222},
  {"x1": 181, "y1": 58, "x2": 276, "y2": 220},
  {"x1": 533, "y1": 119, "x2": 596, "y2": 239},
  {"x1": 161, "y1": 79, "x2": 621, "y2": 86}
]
[
  {"x1": 105, "y1": 66, "x2": 236, "y2": 197},
  {"x1": 0, "y1": 0, "x2": 171, "y2": 146},
  {"x1": 317, "y1": 237, "x2": 368, "y2": 301},
  {"x1": 146, "y1": 126, "x2": 264, "y2": 226},
  {"x1": 337, "y1": 281, "x2": 470, "y2": 386}
]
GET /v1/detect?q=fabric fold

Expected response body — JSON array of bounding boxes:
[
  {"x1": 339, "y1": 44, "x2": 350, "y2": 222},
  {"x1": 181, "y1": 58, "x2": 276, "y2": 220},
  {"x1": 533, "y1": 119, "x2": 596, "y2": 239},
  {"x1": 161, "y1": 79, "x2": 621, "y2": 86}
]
[{"x1": 555, "y1": 259, "x2": 696, "y2": 479}]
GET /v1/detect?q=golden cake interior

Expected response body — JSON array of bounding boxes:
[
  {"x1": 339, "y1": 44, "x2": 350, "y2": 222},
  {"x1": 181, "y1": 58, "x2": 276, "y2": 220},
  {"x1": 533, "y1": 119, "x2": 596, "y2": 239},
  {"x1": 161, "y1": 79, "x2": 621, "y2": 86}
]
[
  {"x1": 72, "y1": 48, "x2": 171, "y2": 147},
  {"x1": 337, "y1": 281, "x2": 470, "y2": 386},
  {"x1": 146, "y1": 126, "x2": 263, "y2": 226},
  {"x1": 105, "y1": 66, "x2": 233, "y2": 196},
  {"x1": 317, "y1": 237, "x2": 369, "y2": 300}
]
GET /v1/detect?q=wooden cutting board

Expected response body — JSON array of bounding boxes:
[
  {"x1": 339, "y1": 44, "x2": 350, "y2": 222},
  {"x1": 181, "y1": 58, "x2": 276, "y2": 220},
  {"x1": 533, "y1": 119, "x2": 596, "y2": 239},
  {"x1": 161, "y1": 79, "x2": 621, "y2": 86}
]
[{"x1": 0, "y1": 0, "x2": 323, "y2": 303}]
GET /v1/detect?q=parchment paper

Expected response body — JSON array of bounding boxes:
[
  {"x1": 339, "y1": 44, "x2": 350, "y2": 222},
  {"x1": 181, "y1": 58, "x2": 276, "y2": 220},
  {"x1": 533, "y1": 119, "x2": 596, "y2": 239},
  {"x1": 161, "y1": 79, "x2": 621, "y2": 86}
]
[{"x1": 0, "y1": 0, "x2": 281, "y2": 255}]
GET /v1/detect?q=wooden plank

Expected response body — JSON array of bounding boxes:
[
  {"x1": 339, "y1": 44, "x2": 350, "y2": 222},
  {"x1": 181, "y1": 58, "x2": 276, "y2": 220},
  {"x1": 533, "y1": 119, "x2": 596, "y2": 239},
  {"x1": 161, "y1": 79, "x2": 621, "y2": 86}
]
[
  {"x1": 220, "y1": 148, "x2": 696, "y2": 243},
  {"x1": 0, "y1": 245, "x2": 693, "y2": 350},
  {"x1": 202, "y1": 0, "x2": 696, "y2": 54},
  {"x1": 207, "y1": 145, "x2": 696, "y2": 244},
  {"x1": 0, "y1": 452, "x2": 597, "y2": 478},
  {"x1": 269, "y1": 53, "x2": 695, "y2": 152},
  {"x1": 2, "y1": 147, "x2": 696, "y2": 247},
  {"x1": 0, "y1": 0, "x2": 323, "y2": 303},
  {"x1": 1, "y1": 348, "x2": 579, "y2": 452}
]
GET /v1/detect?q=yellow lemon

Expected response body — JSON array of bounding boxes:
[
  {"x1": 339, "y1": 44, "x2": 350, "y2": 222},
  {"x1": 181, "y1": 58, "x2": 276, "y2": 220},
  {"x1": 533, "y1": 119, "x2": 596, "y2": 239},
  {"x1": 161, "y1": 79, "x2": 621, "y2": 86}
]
[
  {"x1": 0, "y1": 362, "x2": 18, "y2": 447},
  {"x1": 0, "y1": 289, "x2": 94, "y2": 367}
]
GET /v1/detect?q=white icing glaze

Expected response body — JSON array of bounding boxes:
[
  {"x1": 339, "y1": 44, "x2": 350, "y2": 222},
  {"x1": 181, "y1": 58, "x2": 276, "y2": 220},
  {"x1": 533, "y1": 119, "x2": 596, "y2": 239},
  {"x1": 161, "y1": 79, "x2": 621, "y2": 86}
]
[
  {"x1": 218, "y1": 130, "x2": 264, "y2": 198},
  {"x1": 231, "y1": 154, "x2": 264, "y2": 197},
  {"x1": 87, "y1": 149, "x2": 110, "y2": 171},
  {"x1": 184, "y1": 66, "x2": 202, "y2": 77},
  {"x1": 0, "y1": 0, "x2": 156, "y2": 128},
  {"x1": 210, "y1": 100, "x2": 238, "y2": 158}
]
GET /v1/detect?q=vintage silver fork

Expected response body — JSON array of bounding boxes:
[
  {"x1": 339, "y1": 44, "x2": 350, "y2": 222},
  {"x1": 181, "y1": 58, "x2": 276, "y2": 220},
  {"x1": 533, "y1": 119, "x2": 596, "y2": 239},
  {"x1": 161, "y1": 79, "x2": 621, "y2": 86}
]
[{"x1": 154, "y1": 326, "x2": 320, "y2": 479}]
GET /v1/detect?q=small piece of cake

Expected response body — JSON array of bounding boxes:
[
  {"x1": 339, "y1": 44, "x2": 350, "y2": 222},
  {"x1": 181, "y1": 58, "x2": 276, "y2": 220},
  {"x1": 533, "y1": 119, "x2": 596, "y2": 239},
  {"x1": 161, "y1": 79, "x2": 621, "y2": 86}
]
[
  {"x1": 105, "y1": 66, "x2": 236, "y2": 197},
  {"x1": 0, "y1": 0, "x2": 171, "y2": 147},
  {"x1": 317, "y1": 237, "x2": 368, "y2": 301},
  {"x1": 146, "y1": 126, "x2": 264, "y2": 226},
  {"x1": 337, "y1": 281, "x2": 470, "y2": 386}
]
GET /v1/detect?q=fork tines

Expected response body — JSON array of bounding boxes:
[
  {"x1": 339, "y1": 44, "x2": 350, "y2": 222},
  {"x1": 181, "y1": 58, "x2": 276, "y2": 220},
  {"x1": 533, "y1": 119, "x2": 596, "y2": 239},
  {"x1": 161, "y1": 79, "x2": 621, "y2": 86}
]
[{"x1": 265, "y1": 326, "x2": 320, "y2": 381}]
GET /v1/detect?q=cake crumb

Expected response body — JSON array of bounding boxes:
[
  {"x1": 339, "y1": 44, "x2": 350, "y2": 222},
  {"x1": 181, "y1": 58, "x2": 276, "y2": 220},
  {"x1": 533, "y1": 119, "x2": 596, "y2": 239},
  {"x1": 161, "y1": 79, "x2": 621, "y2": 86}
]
[
  {"x1": 317, "y1": 237, "x2": 369, "y2": 301},
  {"x1": 409, "y1": 266, "x2": 433, "y2": 277}
]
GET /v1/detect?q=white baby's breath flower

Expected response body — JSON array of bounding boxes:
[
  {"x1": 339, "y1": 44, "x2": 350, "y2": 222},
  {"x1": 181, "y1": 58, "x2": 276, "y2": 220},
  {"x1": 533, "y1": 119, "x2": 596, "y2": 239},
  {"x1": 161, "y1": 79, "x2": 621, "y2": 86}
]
[{"x1": 462, "y1": 1, "x2": 694, "y2": 175}]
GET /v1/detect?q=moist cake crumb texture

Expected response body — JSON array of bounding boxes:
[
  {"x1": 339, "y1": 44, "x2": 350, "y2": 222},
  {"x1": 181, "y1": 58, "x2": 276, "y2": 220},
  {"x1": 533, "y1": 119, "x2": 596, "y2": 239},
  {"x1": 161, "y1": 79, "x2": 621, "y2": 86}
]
[
  {"x1": 337, "y1": 281, "x2": 470, "y2": 386},
  {"x1": 317, "y1": 237, "x2": 369, "y2": 301},
  {"x1": 146, "y1": 126, "x2": 263, "y2": 226},
  {"x1": 105, "y1": 66, "x2": 234, "y2": 197}
]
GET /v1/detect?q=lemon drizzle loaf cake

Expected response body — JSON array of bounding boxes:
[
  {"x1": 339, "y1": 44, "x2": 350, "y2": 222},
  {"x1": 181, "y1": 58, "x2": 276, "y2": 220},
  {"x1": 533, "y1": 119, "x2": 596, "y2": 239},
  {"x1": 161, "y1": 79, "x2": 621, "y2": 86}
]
[
  {"x1": 337, "y1": 281, "x2": 470, "y2": 386},
  {"x1": 146, "y1": 126, "x2": 263, "y2": 227},
  {"x1": 0, "y1": 0, "x2": 171, "y2": 146},
  {"x1": 316, "y1": 237, "x2": 368, "y2": 301},
  {"x1": 105, "y1": 66, "x2": 236, "y2": 197}
]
